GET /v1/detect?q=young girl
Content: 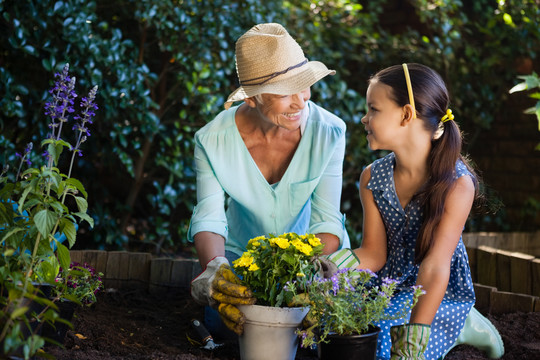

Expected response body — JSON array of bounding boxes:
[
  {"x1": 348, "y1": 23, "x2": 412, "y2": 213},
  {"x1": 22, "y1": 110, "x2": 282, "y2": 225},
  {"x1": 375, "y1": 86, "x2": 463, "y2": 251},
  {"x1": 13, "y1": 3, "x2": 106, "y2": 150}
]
[{"x1": 328, "y1": 63, "x2": 503, "y2": 359}]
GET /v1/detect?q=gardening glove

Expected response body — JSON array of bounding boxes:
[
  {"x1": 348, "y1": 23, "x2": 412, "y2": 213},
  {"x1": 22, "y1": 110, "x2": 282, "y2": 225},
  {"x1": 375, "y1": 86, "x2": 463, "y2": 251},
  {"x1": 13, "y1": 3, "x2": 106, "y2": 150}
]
[
  {"x1": 314, "y1": 257, "x2": 338, "y2": 278},
  {"x1": 191, "y1": 256, "x2": 229, "y2": 307},
  {"x1": 212, "y1": 263, "x2": 256, "y2": 335},
  {"x1": 390, "y1": 323, "x2": 431, "y2": 360},
  {"x1": 191, "y1": 257, "x2": 256, "y2": 335},
  {"x1": 324, "y1": 248, "x2": 361, "y2": 270},
  {"x1": 288, "y1": 293, "x2": 317, "y2": 333}
]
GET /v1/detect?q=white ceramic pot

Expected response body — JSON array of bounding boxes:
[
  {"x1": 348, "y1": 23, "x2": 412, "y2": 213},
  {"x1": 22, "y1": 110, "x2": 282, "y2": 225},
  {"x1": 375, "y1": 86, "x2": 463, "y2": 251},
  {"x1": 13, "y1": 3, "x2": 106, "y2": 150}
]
[{"x1": 237, "y1": 304, "x2": 309, "y2": 360}]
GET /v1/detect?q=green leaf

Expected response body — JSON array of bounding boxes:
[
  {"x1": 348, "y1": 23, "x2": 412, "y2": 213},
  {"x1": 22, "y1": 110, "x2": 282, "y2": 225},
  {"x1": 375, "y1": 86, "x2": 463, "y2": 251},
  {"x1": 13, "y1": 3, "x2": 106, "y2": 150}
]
[
  {"x1": 10, "y1": 306, "x2": 29, "y2": 320},
  {"x1": 74, "y1": 212, "x2": 94, "y2": 228},
  {"x1": 74, "y1": 196, "x2": 88, "y2": 213},
  {"x1": 509, "y1": 82, "x2": 528, "y2": 94},
  {"x1": 0, "y1": 227, "x2": 27, "y2": 244},
  {"x1": 34, "y1": 209, "x2": 58, "y2": 238},
  {"x1": 56, "y1": 241, "x2": 71, "y2": 270},
  {"x1": 17, "y1": 185, "x2": 33, "y2": 212},
  {"x1": 65, "y1": 178, "x2": 88, "y2": 198},
  {"x1": 60, "y1": 219, "x2": 77, "y2": 248}
]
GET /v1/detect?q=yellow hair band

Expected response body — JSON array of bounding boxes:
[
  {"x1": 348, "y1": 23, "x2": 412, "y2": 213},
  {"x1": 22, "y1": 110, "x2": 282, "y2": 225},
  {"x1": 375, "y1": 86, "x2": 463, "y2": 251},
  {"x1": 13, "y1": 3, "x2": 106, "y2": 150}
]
[
  {"x1": 441, "y1": 109, "x2": 454, "y2": 123},
  {"x1": 402, "y1": 63, "x2": 416, "y2": 119}
]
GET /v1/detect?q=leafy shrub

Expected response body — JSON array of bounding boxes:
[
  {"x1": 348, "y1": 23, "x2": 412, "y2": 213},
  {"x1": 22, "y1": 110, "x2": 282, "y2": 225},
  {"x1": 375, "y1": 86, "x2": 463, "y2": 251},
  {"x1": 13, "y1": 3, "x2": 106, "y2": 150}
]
[{"x1": 1, "y1": 0, "x2": 539, "y2": 251}]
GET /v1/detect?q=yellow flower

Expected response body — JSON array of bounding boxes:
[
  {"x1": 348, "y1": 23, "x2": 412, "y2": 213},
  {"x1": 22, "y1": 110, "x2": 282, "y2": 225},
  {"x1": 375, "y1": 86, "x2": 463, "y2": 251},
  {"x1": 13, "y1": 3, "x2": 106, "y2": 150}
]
[
  {"x1": 296, "y1": 272, "x2": 305, "y2": 277},
  {"x1": 248, "y1": 263, "x2": 260, "y2": 272},
  {"x1": 233, "y1": 253, "x2": 254, "y2": 268},
  {"x1": 271, "y1": 237, "x2": 290, "y2": 249},
  {"x1": 248, "y1": 236, "x2": 265, "y2": 246},
  {"x1": 307, "y1": 235, "x2": 322, "y2": 247},
  {"x1": 292, "y1": 239, "x2": 313, "y2": 255}
]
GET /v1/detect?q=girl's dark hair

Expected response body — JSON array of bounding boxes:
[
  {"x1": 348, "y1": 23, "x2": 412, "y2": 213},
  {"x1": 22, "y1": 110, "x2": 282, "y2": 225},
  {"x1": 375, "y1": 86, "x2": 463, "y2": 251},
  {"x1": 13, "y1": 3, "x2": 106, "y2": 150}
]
[{"x1": 371, "y1": 63, "x2": 480, "y2": 263}]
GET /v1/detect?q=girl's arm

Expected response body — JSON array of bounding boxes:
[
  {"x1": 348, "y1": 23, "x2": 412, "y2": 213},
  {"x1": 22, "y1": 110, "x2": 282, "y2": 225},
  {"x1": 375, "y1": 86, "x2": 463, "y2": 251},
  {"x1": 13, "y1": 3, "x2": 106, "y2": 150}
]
[
  {"x1": 353, "y1": 165, "x2": 388, "y2": 272},
  {"x1": 410, "y1": 174, "x2": 475, "y2": 324}
]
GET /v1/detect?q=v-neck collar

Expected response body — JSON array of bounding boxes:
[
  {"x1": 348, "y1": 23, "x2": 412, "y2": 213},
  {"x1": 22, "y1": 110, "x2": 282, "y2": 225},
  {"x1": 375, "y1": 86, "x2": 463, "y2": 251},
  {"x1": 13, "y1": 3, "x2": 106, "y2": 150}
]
[{"x1": 232, "y1": 102, "x2": 312, "y2": 191}]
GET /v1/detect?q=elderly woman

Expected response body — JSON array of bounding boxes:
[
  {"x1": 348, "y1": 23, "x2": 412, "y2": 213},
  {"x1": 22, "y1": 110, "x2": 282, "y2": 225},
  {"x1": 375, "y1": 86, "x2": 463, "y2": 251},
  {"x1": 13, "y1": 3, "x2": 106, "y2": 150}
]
[{"x1": 190, "y1": 23, "x2": 349, "y2": 336}]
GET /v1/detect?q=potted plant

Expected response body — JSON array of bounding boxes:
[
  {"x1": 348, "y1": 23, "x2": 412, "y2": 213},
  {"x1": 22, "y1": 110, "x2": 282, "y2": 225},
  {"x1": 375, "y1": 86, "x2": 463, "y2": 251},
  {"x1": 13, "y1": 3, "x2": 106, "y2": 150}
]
[
  {"x1": 231, "y1": 232, "x2": 324, "y2": 360},
  {"x1": 0, "y1": 63, "x2": 97, "y2": 358},
  {"x1": 42, "y1": 261, "x2": 103, "y2": 344},
  {"x1": 289, "y1": 267, "x2": 425, "y2": 359}
]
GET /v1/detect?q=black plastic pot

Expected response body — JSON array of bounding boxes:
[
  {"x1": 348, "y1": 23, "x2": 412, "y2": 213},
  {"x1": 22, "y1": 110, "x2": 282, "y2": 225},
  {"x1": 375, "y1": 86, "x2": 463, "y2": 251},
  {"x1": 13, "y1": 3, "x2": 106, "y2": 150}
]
[
  {"x1": 41, "y1": 300, "x2": 77, "y2": 345},
  {"x1": 318, "y1": 326, "x2": 381, "y2": 360}
]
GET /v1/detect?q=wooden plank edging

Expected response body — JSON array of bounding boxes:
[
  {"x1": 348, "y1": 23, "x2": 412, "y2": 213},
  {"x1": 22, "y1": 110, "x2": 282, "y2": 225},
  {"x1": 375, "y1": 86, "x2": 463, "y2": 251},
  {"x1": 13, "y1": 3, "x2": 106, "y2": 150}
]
[{"x1": 70, "y1": 246, "x2": 540, "y2": 314}]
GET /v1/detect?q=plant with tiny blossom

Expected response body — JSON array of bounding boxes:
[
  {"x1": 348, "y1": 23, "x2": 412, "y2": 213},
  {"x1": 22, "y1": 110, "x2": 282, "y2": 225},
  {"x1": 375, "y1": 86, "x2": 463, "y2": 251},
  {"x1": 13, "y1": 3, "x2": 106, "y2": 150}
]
[
  {"x1": 289, "y1": 268, "x2": 425, "y2": 348},
  {"x1": 0, "y1": 63, "x2": 98, "y2": 357},
  {"x1": 53, "y1": 262, "x2": 103, "y2": 306},
  {"x1": 232, "y1": 232, "x2": 324, "y2": 307}
]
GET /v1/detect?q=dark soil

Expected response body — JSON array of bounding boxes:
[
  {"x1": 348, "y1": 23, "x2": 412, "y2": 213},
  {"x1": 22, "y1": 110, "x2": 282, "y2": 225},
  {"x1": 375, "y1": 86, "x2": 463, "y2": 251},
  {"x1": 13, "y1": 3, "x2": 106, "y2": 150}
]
[{"x1": 45, "y1": 288, "x2": 540, "y2": 360}]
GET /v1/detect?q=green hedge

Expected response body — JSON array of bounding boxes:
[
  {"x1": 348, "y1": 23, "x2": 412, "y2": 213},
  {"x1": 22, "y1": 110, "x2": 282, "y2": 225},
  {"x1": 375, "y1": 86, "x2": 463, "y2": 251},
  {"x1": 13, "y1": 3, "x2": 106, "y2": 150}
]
[{"x1": 1, "y1": 0, "x2": 539, "y2": 252}]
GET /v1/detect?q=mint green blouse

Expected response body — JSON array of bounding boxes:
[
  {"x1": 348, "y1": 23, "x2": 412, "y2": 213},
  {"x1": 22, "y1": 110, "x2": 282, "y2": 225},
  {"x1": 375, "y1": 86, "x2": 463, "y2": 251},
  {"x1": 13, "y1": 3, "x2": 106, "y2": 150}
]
[{"x1": 188, "y1": 101, "x2": 350, "y2": 257}]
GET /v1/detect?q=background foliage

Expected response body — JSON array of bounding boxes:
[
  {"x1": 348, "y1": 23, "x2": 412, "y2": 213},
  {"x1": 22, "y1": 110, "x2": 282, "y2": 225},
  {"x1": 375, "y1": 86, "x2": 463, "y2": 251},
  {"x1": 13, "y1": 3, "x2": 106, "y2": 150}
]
[{"x1": 1, "y1": 0, "x2": 539, "y2": 253}]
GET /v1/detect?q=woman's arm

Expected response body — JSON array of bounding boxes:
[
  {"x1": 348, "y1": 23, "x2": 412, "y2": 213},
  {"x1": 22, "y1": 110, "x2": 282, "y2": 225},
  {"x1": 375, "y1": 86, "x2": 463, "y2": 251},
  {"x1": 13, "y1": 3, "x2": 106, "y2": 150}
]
[
  {"x1": 409, "y1": 175, "x2": 475, "y2": 324},
  {"x1": 353, "y1": 165, "x2": 388, "y2": 271},
  {"x1": 194, "y1": 231, "x2": 226, "y2": 269},
  {"x1": 309, "y1": 129, "x2": 347, "y2": 251},
  {"x1": 190, "y1": 139, "x2": 229, "y2": 266}
]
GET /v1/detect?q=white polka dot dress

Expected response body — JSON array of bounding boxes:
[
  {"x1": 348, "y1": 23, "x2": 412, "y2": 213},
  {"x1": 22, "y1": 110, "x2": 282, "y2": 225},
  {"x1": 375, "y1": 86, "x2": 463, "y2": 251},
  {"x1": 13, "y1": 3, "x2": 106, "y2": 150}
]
[{"x1": 367, "y1": 153, "x2": 475, "y2": 360}]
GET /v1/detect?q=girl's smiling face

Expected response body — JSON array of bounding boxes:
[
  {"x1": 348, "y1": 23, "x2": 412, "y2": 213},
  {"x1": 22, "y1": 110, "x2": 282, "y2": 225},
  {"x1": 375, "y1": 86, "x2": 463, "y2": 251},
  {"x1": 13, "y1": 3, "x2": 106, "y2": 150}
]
[{"x1": 361, "y1": 81, "x2": 404, "y2": 151}]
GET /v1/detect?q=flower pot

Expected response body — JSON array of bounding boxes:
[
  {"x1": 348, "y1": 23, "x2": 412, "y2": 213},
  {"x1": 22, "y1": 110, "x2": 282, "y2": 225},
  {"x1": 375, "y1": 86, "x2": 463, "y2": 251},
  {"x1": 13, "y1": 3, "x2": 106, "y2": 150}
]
[
  {"x1": 318, "y1": 326, "x2": 381, "y2": 360},
  {"x1": 237, "y1": 304, "x2": 309, "y2": 360}
]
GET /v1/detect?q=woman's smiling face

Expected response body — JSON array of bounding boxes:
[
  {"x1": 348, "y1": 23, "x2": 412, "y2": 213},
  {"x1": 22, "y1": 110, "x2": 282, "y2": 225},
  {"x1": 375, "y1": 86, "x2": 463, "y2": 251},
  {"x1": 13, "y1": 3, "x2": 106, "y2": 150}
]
[{"x1": 255, "y1": 88, "x2": 311, "y2": 131}]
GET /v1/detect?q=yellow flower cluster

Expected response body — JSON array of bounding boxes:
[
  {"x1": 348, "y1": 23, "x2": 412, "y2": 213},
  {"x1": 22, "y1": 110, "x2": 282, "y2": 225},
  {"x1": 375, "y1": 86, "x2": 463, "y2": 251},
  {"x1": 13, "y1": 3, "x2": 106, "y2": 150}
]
[
  {"x1": 234, "y1": 253, "x2": 254, "y2": 268},
  {"x1": 232, "y1": 232, "x2": 325, "y2": 307},
  {"x1": 291, "y1": 239, "x2": 313, "y2": 256},
  {"x1": 270, "y1": 236, "x2": 290, "y2": 249}
]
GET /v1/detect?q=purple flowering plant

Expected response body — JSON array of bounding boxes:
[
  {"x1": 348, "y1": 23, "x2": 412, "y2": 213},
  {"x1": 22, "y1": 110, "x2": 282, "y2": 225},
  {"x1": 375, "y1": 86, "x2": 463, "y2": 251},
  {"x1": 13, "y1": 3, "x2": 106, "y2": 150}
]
[
  {"x1": 0, "y1": 63, "x2": 97, "y2": 357},
  {"x1": 288, "y1": 268, "x2": 425, "y2": 348},
  {"x1": 53, "y1": 262, "x2": 103, "y2": 306}
]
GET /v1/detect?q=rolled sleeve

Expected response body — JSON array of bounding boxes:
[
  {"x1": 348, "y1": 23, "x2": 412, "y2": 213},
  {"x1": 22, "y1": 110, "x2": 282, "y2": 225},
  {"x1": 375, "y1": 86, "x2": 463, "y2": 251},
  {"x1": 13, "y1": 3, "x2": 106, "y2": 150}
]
[
  {"x1": 187, "y1": 140, "x2": 228, "y2": 242},
  {"x1": 308, "y1": 128, "x2": 347, "y2": 245}
]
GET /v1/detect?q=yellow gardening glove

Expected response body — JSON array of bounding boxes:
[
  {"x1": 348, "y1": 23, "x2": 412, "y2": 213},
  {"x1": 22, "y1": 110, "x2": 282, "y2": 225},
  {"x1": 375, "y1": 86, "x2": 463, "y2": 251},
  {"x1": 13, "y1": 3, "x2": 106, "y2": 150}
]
[
  {"x1": 191, "y1": 258, "x2": 255, "y2": 335},
  {"x1": 211, "y1": 264, "x2": 256, "y2": 335},
  {"x1": 288, "y1": 293, "x2": 316, "y2": 330}
]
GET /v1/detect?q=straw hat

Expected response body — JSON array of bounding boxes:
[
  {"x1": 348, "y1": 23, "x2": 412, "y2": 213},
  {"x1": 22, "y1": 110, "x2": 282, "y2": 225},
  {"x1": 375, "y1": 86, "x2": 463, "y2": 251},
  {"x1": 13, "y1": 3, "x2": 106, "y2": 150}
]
[{"x1": 224, "y1": 23, "x2": 335, "y2": 109}]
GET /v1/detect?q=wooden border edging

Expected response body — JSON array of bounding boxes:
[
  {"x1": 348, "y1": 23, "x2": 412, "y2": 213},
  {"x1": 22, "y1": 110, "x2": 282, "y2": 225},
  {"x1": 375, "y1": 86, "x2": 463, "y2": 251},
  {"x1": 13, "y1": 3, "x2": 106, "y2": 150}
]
[
  {"x1": 71, "y1": 231, "x2": 540, "y2": 314},
  {"x1": 69, "y1": 250, "x2": 202, "y2": 294}
]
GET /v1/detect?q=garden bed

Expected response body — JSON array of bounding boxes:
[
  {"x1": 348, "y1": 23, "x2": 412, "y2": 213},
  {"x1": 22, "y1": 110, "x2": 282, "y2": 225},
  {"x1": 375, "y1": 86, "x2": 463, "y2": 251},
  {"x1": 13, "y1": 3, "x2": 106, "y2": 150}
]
[
  {"x1": 50, "y1": 238, "x2": 539, "y2": 359},
  {"x1": 45, "y1": 287, "x2": 540, "y2": 360}
]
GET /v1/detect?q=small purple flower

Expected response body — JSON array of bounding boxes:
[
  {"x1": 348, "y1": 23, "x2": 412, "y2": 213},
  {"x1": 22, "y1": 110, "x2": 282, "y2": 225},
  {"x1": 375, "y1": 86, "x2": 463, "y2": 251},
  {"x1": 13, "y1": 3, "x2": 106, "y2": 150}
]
[
  {"x1": 45, "y1": 64, "x2": 78, "y2": 141},
  {"x1": 344, "y1": 277, "x2": 354, "y2": 291},
  {"x1": 412, "y1": 285, "x2": 426, "y2": 295},
  {"x1": 15, "y1": 142, "x2": 33, "y2": 179},
  {"x1": 359, "y1": 268, "x2": 377, "y2": 278},
  {"x1": 382, "y1": 277, "x2": 398, "y2": 285},
  {"x1": 72, "y1": 85, "x2": 98, "y2": 157},
  {"x1": 330, "y1": 274, "x2": 340, "y2": 295}
]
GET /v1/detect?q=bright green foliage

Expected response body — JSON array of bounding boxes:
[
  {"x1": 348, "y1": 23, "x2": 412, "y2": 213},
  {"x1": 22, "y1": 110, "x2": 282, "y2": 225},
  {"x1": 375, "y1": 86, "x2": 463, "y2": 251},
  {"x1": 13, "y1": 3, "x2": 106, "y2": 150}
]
[
  {"x1": 0, "y1": 63, "x2": 95, "y2": 359},
  {"x1": 1, "y1": 0, "x2": 539, "y2": 251},
  {"x1": 510, "y1": 72, "x2": 540, "y2": 147}
]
